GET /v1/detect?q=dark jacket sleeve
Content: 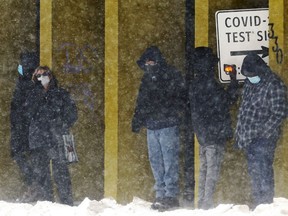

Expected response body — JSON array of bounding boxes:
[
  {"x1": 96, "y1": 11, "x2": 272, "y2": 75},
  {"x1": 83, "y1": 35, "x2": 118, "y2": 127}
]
[
  {"x1": 10, "y1": 81, "x2": 23, "y2": 126},
  {"x1": 226, "y1": 78, "x2": 241, "y2": 105},
  {"x1": 11, "y1": 80, "x2": 34, "y2": 125},
  {"x1": 132, "y1": 78, "x2": 150, "y2": 133},
  {"x1": 10, "y1": 81, "x2": 33, "y2": 157},
  {"x1": 168, "y1": 68, "x2": 187, "y2": 112},
  {"x1": 260, "y1": 79, "x2": 287, "y2": 137}
]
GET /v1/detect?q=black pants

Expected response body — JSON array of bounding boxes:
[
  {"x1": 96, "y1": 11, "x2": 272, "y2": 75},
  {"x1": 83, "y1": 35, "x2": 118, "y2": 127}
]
[
  {"x1": 31, "y1": 148, "x2": 73, "y2": 205},
  {"x1": 244, "y1": 137, "x2": 277, "y2": 209},
  {"x1": 14, "y1": 152, "x2": 35, "y2": 186}
]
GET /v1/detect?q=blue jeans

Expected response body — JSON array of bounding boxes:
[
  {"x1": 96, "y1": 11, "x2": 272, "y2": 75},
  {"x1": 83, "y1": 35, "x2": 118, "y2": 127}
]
[
  {"x1": 147, "y1": 126, "x2": 180, "y2": 198},
  {"x1": 198, "y1": 144, "x2": 225, "y2": 209},
  {"x1": 245, "y1": 137, "x2": 277, "y2": 208}
]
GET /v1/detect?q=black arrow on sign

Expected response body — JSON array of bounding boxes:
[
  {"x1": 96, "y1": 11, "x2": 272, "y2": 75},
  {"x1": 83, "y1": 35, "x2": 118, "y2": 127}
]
[{"x1": 230, "y1": 46, "x2": 269, "y2": 58}]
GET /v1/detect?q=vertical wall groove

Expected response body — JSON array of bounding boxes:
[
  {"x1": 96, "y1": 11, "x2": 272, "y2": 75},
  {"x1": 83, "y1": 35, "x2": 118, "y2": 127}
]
[
  {"x1": 104, "y1": 0, "x2": 119, "y2": 199},
  {"x1": 194, "y1": 0, "x2": 209, "y2": 207},
  {"x1": 40, "y1": 0, "x2": 52, "y2": 66}
]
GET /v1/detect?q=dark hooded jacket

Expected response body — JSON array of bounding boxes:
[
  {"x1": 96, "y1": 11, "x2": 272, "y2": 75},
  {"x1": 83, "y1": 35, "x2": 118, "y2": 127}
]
[
  {"x1": 189, "y1": 47, "x2": 238, "y2": 146},
  {"x1": 132, "y1": 46, "x2": 186, "y2": 132},
  {"x1": 10, "y1": 52, "x2": 39, "y2": 158},
  {"x1": 24, "y1": 74, "x2": 77, "y2": 150},
  {"x1": 235, "y1": 54, "x2": 288, "y2": 149}
]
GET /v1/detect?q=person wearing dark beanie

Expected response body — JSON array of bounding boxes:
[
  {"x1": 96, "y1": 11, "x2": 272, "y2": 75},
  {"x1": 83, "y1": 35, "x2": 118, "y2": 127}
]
[
  {"x1": 10, "y1": 51, "x2": 39, "y2": 202},
  {"x1": 235, "y1": 53, "x2": 288, "y2": 209}
]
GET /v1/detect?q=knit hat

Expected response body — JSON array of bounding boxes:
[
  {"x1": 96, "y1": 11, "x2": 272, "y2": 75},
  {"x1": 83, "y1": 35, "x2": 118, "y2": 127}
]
[
  {"x1": 20, "y1": 51, "x2": 39, "y2": 79},
  {"x1": 193, "y1": 47, "x2": 218, "y2": 78},
  {"x1": 194, "y1": 47, "x2": 218, "y2": 64},
  {"x1": 241, "y1": 53, "x2": 268, "y2": 77}
]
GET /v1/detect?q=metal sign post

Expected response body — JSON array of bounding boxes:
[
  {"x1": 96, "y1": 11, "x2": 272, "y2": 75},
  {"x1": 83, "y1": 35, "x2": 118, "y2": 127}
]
[{"x1": 215, "y1": 8, "x2": 269, "y2": 83}]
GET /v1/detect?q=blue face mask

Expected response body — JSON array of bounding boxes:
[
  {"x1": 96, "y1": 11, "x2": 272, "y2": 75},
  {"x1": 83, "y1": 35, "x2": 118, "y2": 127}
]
[
  {"x1": 247, "y1": 76, "x2": 261, "y2": 84},
  {"x1": 18, "y1": 65, "x2": 23, "y2": 76}
]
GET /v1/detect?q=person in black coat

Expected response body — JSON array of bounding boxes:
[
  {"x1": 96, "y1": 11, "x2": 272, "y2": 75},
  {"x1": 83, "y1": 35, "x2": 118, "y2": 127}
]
[
  {"x1": 24, "y1": 66, "x2": 77, "y2": 205},
  {"x1": 132, "y1": 46, "x2": 186, "y2": 211},
  {"x1": 188, "y1": 47, "x2": 238, "y2": 209},
  {"x1": 10, "y1": 51, "x2": 39, "y2": 202}
]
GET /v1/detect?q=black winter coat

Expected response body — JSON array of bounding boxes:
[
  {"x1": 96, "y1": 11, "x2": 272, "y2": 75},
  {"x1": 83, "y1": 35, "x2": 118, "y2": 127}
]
[
  {"x1": 132, "y1": 46, "x2": 186, "y2": 132},
  {"x1": 10, "y1": 51, "x2": 39, "y2": 158},
  {"x1": 25, "y1": 81, "x2": 77, "y2": 150},
  {"x1": 189, "y1": 76, "x2": 238, "y2": 146},
  {"x1": 10, "y1": 79, "x2": 35, "y2": 158}
]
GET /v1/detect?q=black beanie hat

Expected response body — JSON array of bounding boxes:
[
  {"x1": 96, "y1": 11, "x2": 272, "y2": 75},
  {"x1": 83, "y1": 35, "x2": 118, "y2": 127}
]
[
  {"x1": 20, "y1": 51, "x2": 39, "y2": 79},
  {"x1": 194, "y1": 47, "x2": 218, "y2": 63},
  {"x1": 241, "y1": 53, "x2": 268, "y2": 77},
  {"x1": 193, "y1": 47, "x2": 218, "y2": 78}
]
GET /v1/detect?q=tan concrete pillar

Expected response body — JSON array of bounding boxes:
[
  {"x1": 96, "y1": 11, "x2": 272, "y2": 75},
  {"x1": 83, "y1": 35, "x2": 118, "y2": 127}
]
[
  {"x1": 104, "y1": 0, "x2": 119, "y2": 199},
  {"x1": 40, "y1": 0, "x2": 52, "y2": 66}
]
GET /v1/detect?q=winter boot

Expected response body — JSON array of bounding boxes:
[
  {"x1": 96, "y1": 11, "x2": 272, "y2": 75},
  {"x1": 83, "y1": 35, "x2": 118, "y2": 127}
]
[
  {"x1": 151, "y1": 197, "x2": 165, "y2": 210},
  {"x1": 158, "y1": 197, "x2": 180, "y2": 212}
]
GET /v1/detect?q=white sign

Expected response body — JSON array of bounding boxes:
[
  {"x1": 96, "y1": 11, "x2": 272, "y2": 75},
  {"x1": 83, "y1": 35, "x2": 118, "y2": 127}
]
[{"x1": 215, "y1": 8, "x2": 269, "y2": 83}]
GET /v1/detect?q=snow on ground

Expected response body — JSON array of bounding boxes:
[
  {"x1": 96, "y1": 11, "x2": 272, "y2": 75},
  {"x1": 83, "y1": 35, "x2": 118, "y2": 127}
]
[{"x1": 0, "y1": 197, "x2": 288, "y2": 216}]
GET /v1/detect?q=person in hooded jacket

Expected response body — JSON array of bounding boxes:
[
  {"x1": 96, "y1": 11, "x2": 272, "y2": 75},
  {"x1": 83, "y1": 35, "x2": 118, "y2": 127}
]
[
  {"x1": 235, "y1": 53, "x2": 287, "y2": 209},
  {"x1": 132, "y1": 46, "x2": 186, "y2": 211},
  {"x1": 10, "y1": 51, "x2": 39, "y2": 202},
  {"x1": 188, "y1": 47, "x2": 239, "y2": 210},
  {"x1": 24, "y1": 66, "x2": 77, "y2": 205}
]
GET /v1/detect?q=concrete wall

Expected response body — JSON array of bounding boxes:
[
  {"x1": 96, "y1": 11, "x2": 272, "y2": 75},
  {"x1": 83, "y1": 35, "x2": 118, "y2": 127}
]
[
  {"x1": 0, "y1": 0, "x2": 287, "y2": 207},
  {"x1": 269, "y1": 0, "x2": 288, "y2": 198},
  {"x1": 38, "y1": 0, "x2": 288, "y2": 206},
  {"x1": 51, "y1": 0, "x2": 105, "y2": 201}
]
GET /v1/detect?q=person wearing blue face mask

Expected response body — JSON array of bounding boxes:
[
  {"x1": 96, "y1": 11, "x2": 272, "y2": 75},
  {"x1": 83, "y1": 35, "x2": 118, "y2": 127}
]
[
  {"x1": 235, "y1": 53, "x2": 288, "y2": 210},
  {"x1": 246, "y1": 75, "x2": 261, "y2": 84},
  {"x1": 18, "y1": 64, "x2": 24, "y2": 76},
  {"x1": 10, "y1": 51, "x2": 39, "y2": 202}
]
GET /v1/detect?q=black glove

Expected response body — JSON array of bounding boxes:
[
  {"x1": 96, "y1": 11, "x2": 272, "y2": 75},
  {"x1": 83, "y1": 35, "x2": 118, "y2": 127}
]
[{"x1": 229, "y1": 69, "x2": 237, "y2": 82}]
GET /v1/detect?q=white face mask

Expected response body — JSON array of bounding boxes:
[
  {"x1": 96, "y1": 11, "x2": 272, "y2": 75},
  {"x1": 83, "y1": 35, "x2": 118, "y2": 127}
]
[{"x1": 37, "y1": 75, "x2": 50, "y2": 86}]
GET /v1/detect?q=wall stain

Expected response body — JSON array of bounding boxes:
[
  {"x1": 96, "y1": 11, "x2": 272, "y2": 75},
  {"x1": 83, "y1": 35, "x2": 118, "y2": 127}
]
[{"x1": 57, "y1": 43, "x2": 99, "y2": 73}]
